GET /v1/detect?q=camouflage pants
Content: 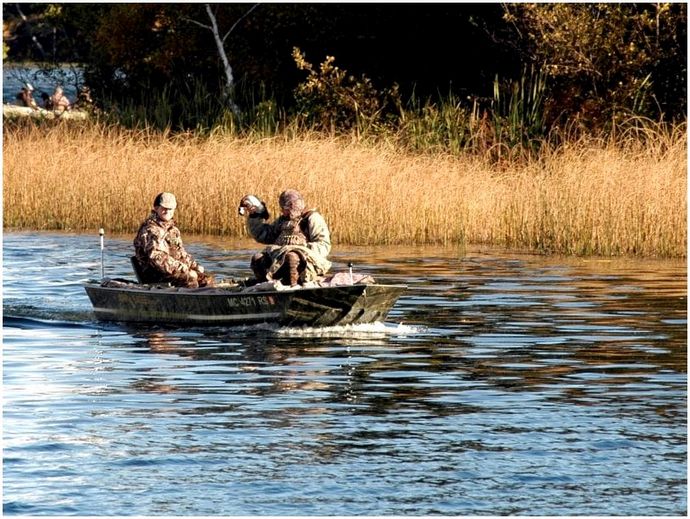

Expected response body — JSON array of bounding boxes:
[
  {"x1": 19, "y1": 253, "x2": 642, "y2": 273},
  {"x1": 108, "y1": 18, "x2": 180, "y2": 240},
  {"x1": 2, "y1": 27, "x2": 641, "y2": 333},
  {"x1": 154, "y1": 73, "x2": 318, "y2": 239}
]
[{"x1": 251, "y1": 251, "x2": 303, "y2": 285}]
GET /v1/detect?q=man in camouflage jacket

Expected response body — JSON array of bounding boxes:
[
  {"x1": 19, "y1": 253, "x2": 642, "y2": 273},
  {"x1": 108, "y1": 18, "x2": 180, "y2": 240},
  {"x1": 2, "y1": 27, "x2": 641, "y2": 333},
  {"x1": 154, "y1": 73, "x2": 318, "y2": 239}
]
[
  {"x1": 133, "y1": 192, "x2": 211, "y2": 288},
  {"x1": 239, "y1": 189, "x2": 332, "y2": 285}
]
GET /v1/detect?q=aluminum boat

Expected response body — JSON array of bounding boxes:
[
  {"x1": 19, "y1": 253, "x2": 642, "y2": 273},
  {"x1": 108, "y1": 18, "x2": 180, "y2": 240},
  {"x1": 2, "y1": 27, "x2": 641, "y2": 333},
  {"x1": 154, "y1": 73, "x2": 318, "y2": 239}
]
[{"x1": 84, "y1": 274, "x2": 406, "y2": 327}]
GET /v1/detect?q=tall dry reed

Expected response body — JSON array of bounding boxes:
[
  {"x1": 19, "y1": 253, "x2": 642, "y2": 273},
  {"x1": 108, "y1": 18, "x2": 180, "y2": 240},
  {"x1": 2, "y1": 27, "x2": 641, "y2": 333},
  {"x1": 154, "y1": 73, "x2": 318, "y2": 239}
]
[{"x1": 3, "y1": 120, "x2": 686, "y2": 257}]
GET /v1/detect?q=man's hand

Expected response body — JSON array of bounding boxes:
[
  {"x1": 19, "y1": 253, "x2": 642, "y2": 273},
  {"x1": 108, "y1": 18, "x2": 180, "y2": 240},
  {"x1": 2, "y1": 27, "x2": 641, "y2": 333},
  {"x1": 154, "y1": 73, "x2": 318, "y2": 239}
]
[
  {"x1": 238, "y1": 195, "x2": 266, "y2": 217},
  {"x1": 198, "y1": 270, "x2": 214, "y2": 287},
  {"x1": 195, "y1": 265, "x2": 214, "y2": 286}
]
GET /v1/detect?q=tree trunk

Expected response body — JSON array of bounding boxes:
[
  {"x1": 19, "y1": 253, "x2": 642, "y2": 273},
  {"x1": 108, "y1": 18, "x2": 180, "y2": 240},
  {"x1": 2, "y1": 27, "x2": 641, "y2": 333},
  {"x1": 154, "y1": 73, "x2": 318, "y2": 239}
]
[{"x1": 204, "y1": 4, "x2": 240, "y2": 116}]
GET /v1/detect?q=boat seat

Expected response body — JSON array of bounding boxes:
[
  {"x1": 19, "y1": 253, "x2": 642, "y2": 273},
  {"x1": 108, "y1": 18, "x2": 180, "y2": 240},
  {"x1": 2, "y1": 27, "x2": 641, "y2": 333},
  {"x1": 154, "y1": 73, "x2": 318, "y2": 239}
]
[{"x1": 130, "y1": 256, "x2": 145, "y2": 284}]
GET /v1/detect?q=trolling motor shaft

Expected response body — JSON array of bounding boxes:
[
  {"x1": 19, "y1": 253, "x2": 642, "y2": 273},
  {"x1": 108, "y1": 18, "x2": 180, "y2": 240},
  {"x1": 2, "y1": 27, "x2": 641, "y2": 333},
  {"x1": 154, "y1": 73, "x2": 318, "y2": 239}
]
[{"x1": 99, "y1": 228, "x2": 105, "y2": 279}]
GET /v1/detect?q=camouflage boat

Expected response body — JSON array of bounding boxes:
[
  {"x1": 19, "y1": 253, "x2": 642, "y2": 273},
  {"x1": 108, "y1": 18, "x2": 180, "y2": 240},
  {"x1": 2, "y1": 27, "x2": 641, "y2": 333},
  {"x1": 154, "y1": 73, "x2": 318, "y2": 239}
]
[{"x1": 83, "y1": 275, "x2": 406, "y2": 327}]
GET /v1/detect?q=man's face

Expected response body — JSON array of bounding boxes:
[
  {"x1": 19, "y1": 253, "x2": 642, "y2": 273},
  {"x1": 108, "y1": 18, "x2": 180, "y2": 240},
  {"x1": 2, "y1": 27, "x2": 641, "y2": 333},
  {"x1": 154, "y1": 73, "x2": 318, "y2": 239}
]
[{"x1": 155, "y1": 205, "x2": 175, "y2": 222}]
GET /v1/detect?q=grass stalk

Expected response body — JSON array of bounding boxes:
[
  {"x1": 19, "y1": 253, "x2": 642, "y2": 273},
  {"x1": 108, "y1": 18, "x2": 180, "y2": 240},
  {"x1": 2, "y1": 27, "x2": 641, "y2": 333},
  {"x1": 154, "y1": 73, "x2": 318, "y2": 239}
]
[{"x1": 3, "y1": 119, "x2": 686, "y2": 257}]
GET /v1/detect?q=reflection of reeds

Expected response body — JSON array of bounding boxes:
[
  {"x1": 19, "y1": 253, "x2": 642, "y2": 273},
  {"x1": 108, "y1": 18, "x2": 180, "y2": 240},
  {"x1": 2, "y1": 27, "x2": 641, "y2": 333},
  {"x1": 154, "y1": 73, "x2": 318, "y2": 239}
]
[{"x1": 3, "y1": 120, "x2": 686, "y2": 257}]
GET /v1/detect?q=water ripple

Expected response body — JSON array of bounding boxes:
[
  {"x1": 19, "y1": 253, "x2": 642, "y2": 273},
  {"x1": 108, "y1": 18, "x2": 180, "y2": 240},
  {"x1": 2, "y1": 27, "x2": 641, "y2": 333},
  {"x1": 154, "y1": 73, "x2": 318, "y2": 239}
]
[{"x1": 2, "y1": 232, "x2": 686, "y2": 515}]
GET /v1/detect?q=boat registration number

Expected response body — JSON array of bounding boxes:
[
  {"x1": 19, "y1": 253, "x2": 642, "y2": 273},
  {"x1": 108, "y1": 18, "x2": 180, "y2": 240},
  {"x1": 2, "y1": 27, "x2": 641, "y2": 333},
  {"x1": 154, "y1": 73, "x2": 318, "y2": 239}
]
[{"x1": 227, "y1": 295, "x2": 274, "y2": 308}]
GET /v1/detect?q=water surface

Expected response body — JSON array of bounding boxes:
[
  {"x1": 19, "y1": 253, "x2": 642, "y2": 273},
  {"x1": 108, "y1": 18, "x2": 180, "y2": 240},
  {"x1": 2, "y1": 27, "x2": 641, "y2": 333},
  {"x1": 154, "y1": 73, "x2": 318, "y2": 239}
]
[
  {"x1": 3, "y1": 231, "x2": 686, "y2": 515},
  {"x1": 4, "y1": 65, "x2": 82, "y2": 104}
]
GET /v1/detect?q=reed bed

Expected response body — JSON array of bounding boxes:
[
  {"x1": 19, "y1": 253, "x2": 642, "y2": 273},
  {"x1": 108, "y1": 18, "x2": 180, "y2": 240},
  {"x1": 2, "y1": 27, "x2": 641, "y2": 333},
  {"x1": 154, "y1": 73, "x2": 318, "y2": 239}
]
[{"x1": 3, "y1": 120, "x2": 686, "y2": 257}]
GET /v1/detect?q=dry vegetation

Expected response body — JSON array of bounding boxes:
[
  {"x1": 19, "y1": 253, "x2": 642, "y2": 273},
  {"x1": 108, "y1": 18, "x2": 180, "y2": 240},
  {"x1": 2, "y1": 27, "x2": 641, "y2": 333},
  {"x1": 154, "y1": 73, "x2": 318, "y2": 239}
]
[{"x1": 3, "y1": 121, "x2": 686, "y2": 257}]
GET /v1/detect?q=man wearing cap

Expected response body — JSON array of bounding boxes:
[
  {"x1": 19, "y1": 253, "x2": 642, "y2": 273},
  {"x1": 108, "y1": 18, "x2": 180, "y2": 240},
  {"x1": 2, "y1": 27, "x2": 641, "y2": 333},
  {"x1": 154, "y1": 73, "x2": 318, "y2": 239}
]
[
  {"x1": 239, "y1": 189, "x2": 332, "y2": 286},
  {"x1": 50, "y1": 85, "x2": 71, "y2": 113},
  {"x1": 133, "y1": 192, "x2": 212, "y2": 288},
  {"x1": 17, "y1": 83, "x2": 38, "y2": 110}
]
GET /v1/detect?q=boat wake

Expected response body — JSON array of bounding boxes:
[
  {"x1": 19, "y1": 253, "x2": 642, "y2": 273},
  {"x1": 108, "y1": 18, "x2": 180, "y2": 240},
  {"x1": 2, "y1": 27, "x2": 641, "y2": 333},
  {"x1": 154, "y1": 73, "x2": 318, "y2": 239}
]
[
  {"x1": 3, "y1": 303, "x2": 421, "y2": 339},
  {"x1": 3, "y1": 304, "x2": 97, "y2": 329},
  {"x1": 3, "y1": 314, "x2": 97, "y2": 330},
  {"x1": 273, "y1": 321, "x2": 423, "y2": 338}
]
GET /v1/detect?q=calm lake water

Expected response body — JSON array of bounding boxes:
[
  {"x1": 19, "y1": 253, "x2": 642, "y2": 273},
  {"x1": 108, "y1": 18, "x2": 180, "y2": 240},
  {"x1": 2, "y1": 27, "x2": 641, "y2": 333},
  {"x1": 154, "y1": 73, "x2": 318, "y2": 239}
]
[
  {"x1": 2, "y1": 231, "x2": 687, "y2": 515},
  {"x1": 3, "y1": 65, "x2": 82, "y2": 104}
]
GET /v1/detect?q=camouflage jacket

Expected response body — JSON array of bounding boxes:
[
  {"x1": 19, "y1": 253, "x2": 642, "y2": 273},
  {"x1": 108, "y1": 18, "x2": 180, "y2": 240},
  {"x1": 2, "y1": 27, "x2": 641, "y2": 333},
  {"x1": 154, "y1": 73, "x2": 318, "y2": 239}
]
[
  {"x1": 247, "y1": 209, "x2": 332, "y2": 280},
  {"x1": 133, "y1": 212, "x2": 199, "y2": 284}
]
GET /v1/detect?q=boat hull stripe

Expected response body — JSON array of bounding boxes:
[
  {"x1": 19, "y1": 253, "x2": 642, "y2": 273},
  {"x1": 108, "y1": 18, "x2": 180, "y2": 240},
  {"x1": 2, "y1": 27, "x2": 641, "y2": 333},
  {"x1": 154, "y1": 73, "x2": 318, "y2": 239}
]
[{"x1": 93, "y1": 307, "x2": 281, "y2": 321}]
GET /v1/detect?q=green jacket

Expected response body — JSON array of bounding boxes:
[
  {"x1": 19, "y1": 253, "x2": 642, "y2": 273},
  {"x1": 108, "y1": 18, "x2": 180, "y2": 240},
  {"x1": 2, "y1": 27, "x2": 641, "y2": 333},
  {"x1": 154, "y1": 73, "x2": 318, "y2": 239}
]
[{"x1": 247, "y1": 209, "x2": 332, "y2": 281}]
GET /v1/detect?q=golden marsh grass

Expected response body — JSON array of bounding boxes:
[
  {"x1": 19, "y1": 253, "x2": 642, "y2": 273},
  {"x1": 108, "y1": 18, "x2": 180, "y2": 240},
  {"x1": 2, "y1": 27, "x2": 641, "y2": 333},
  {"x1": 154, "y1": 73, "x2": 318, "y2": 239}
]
[{"x1": 3, "y1": 121, "x2": 686, "y2": 257}]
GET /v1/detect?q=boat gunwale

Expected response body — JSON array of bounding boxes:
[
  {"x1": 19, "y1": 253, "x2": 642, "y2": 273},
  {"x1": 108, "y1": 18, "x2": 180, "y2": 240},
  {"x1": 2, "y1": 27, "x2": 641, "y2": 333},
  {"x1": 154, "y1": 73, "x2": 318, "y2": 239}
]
[{"x1": 83, "y1": 280, "x2": 408, "y2": 298}]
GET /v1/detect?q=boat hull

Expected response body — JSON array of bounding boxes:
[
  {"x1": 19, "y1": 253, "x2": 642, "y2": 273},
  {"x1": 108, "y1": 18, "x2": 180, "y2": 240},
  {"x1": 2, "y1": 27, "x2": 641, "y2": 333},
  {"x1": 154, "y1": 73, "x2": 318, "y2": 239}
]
[
  {"x1": 3, "y1": 103, "x2": 89, "y2": 120},
  {"x1": 84, "y1": 281, "x2": 406, "y2": 327}
]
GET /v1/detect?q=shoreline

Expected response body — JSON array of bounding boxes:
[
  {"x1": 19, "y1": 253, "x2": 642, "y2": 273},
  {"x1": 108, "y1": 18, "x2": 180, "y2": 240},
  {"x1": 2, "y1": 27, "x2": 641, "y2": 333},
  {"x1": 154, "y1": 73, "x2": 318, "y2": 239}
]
[{"x1": 3, "y1": 228, "x2": 686, "y2": 263}]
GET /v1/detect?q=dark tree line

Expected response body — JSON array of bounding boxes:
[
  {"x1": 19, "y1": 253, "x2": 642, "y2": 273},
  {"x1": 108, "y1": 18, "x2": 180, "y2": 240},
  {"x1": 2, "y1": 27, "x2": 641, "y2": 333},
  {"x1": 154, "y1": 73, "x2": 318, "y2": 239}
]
[{"x1": 4, "y1": 3, "x2": 686, "y2": 131}]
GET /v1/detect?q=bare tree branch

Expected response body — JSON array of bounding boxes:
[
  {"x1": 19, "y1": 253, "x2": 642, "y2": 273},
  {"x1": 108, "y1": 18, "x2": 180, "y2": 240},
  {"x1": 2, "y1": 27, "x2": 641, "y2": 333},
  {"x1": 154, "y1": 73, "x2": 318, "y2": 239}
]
[
  {"x1": 222, "y1": 3, "x2": 259, "y2": 45},
  {"x1": 181, "y1": 3, "x2": 260, "y2": 116},
  {"x1": 180, "y1": 16, "x2": 211, "y2": 31},
  {"x1": 15, "y1": 3, "x2": 46, "y2": 59}
]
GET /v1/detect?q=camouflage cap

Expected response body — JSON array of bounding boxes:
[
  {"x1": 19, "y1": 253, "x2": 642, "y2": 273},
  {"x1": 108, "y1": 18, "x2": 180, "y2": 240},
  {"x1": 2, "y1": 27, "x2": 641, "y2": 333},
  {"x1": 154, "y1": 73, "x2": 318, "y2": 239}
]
[
  {"x1": 279, "y1": 189, "x2": 306, "y2": 219},
  {"x1": 154, "y1": 192, "x2": 177, "y2": 209}
]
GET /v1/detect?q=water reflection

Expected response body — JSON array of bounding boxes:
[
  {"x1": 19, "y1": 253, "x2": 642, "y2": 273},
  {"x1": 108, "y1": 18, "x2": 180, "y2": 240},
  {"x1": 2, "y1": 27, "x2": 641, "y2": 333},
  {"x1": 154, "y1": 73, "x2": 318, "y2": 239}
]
[
  {"x1": 3, "y1": 232, "x2": 687, "y2": 515},
  {"x1": 121, "y1": 293, "x2": 684, "y2": 425}
]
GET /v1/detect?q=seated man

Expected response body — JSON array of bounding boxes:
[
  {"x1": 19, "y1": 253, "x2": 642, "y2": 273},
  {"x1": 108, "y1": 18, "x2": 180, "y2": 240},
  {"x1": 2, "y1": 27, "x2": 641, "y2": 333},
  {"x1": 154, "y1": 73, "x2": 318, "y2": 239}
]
[
  {"x1": 50, "y1": 85, "x2": 71, "y2": 112},
  {"x1": 16, "y1": 83, "x2": 38, "y2": 109},
  {"x1": 133, "y1": 192, "x2": 212, "y2": 288},
  {"x1": 239, "y1": 189, "x2": 332, "y2": 286}
]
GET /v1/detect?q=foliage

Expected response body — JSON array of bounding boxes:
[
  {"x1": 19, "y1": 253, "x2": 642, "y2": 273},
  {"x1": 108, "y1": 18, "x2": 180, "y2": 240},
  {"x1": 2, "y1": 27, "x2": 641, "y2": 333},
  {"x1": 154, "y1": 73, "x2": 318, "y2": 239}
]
[
  {"x1": 292, "y1": 48, "x2": 383, "y2": 132},
  {"x1": 2, "y1": 3, "x2": 685, "y2": 136},
  {"x1": 489, "y1": 64, "x2": 547, "y2": 155},
  {"x1": 392, "y1": 91, "x2": 477, "y2": 155},
  {"x1": 502, "y1": 3, "x2": 687, "y2": 126}
]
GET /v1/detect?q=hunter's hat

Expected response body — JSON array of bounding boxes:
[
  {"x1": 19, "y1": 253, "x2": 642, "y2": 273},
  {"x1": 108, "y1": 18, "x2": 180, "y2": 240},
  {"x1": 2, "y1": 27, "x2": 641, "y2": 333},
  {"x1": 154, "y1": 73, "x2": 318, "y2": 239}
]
[
  {"x1": 154, "y1": 192, "x2": 177, "y2": 209},
  {"x1": 279, "y1": 189, "x2": 306, "y2": 219}
]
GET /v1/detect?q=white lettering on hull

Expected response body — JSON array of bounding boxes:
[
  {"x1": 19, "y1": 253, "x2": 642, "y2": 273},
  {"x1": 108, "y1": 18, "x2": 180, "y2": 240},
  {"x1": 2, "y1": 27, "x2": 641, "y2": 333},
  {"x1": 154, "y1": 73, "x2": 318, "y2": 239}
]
[{"x1": 226, "y1": 295, "x2": 274, "y2": 308}]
